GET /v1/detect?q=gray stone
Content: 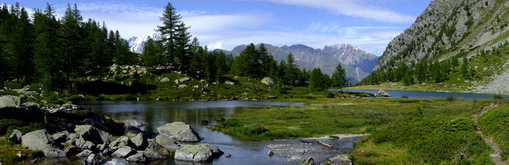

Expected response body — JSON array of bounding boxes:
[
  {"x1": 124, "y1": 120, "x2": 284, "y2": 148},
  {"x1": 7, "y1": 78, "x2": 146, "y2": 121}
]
[
  {"x1": 111, "y1": 146, "x2": 136, "y2": 158},
  {"x1": 377, "y1": 89, "x2": 391, "y2": 97},
  {"x1": 261, "y1": 77, "x2": 274, "y2": 85},
  {"x1": 122, "y1": 119, "x2": 146, "y2": 128},
  {"x1": 0, "y1": 95, "x2": 21, "y2": 108},
  {"x1": 130, "y1": 133, "x2": 148, "y2": 150},
  {"x1": 143, "y1": 136, "x2": 179, "y2": 160},
  {"x1": 327, "y1": 154, "x2": 352, "y2": 165},
  {"x1": 174, "y1": 144, "x2": 223, "y2": 162},
  {"x1": 21, "y1": 129, "x2": 65, "y2": 158},
  {"x1": 52, "y1": 131, "x2": 69, "y2": 144},
  {"x1": 160, "y1": 77, "x2": 170, "y2": 82},
  {"x1": 63, "y1": 144, "x2": 80, "y2": 156},
  {"x1": 8, "y1": 129, "x2": 22, "y2": 144},
  {"x1": 105, "y1": 158, "x2": 128, "y2": 165},
  {"x1": 157, "y1": 122, "x2": 201, "y2": 142},
  {"x1": 74, "y1": 125, "x2": 114, "y2": 145},
  {"x1": 109, "y1": 136, "x2": 134, "y2": 150},
  {"x1": 126, "y1": 152, "x2": 147, "y2": 163},
  {"x1": 75, "y1": 137, "x2": 96, "y2": 150},
  {"x1": 86, "y1": 153, "x2": 101, "y2": 165},
  {"x1": 82, "y1": 116, "x2": 125, "y2": 136},
  {"x1": 102, "y1": 148, "x2": 115, "y2": 156},
  {"x1": 76, "y1": 149, "x2": 93, "y2": 158}
]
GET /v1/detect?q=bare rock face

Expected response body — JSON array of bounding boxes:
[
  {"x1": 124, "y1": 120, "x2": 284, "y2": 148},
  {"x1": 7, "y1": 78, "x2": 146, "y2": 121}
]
[
  {"x1": 174, "y1": 144, "x2": 223, "y2": 162},
  {"x1": 157, "y1": 122, "x2": 201, "y2": 142},
  {"x1": 126, "y1": 152, "x2": 148, "y2": 163},
  {"x1": 21, "y1": 129, "x2": 66, "y2": 158}
]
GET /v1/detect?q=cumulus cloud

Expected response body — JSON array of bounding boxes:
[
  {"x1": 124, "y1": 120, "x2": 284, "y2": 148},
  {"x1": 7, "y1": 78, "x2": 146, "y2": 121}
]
[{"x1": 264, "y1": 0, "x2": 415, "y2": 23}]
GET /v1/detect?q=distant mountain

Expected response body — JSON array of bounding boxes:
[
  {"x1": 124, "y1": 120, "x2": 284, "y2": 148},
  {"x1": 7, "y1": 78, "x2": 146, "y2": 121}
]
[
  {"x1": 128, "y1": 33, "x2": 378, "y2": 84},
  {"x1": 127, "y1": 33, "x2": 161, "y2": 53},
  {"x1": 222, "y1": 43, "x2": 378, "y2": 84}
]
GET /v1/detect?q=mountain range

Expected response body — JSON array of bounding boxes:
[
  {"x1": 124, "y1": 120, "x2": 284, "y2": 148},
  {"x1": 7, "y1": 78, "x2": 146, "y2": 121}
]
[{"x1": 128, "y1": 34, "x2": 378, "y2": 84}]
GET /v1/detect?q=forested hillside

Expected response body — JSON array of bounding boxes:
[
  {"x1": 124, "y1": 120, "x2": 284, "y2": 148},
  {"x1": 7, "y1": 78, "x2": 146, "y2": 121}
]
[
  {"x1": 359, "y1": 0, "x2": 509, "y2": 93},
  {"x1": 0, "y1": 2, "x2": 350, "y2": 101}
]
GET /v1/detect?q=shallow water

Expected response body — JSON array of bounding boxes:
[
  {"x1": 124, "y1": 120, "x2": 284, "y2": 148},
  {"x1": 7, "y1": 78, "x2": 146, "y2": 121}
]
[
  {"x1": 57, "y1": 100, "x2": 362, "y2": 165},
  {"x1": 339, "y1": 89, "x2": 509, "y2": 99}
]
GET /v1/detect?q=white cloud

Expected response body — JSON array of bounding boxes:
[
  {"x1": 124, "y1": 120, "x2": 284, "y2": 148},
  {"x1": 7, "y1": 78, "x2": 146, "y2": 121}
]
[{"x1": 264, "y1": 0, "x2": 415, "y2": 23}]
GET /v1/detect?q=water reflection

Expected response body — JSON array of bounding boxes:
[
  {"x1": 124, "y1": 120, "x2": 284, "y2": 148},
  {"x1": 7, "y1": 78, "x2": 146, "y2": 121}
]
[{"x1": 75, "y1": 101, "x2": 361, "y2": 164}]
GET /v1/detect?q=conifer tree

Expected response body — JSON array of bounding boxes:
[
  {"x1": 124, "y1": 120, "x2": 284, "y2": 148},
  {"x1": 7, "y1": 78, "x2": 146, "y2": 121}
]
[
  {"x1": 331, "y1": 64, "x2": 348, "y2": 90},
  {"x1": 60, "y1": 4, "x2": 83, "y2": 80},
  {"x1": 158, "y1": 2, "x2": 182, "y2": 66}
]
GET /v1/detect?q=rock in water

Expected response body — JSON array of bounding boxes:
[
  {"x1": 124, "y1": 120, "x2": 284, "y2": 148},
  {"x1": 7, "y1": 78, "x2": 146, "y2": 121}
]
[
  {"x1": 111, "y1": 146, "x2": 137, "y2": 158},
  {"x1": 126, "y1": 152, "x2": 147, "y2": 163},
  {"x1": 0, "y1": 95, "x2": 21, "y2": 108},
  {"x1": 21, "y1": 129, "x2": 66, "y2": 158},
  {"x1": 51, "y1": 131, "x2": 69, "y2": 144},
  {"x1": 105, "y1": 158, "x2": 129, "y2": 165},
  {"x1": 377, "y1": 89, "x2": 391, "y2": 97},
  {"x1": 87, "y1": 153, "x2": 101, "y2": 165},
  {"x1": 174, "y1": 144, "x2": 223, "y2": 162},
  {"x1": 327, "y1": 154, "x2": 352, "y2": 165},
  {"x1": 143, "y1": 135, "x2": 181, "y2": 159},
  {"x1": 157, "y1": 122, "x2": 201, "y2": 142},
  {"x1": 8, "y1": 129, "x2": 22, "y2": 144}
]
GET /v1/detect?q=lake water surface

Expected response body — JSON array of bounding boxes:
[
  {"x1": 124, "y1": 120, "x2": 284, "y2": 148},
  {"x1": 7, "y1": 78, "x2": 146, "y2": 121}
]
[
  {"x1": 75, "y1": 101, "x2": 361, "y2": 165},
  {"x1": 340, "y1": 89, "x2": 508, "y2": 99}
]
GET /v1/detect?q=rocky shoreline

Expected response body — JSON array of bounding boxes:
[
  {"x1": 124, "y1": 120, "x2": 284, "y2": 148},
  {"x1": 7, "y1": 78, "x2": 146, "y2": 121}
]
[{"x1": 0, "y1": 102, "x2": 224, "y2": 164}]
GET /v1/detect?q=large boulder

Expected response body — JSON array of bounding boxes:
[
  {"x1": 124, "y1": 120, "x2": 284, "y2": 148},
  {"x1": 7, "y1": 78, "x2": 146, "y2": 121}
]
[
  {"x1": 21, "y1": 129, "x2": 66, "y2": 158},
  {"x1": 174, "y1": 144, "x2": 223, "y2": 162},
  {"x1": 0, "y1": 95, "x2": 21, "y2": 108},
  {"x1": 74, "y1": 125, "x2": 114, "y2": 145},
  {"x1": 377, "y1": 89, "x2": 391, "y2": 97},
  {"x1": 109, "y1": 136, "x2": 134, "y2": 150},
  {"x1": 122, "y1": 119, "x2": 146, "y2": 128},
  {"x1": 82, "y1": 116, "x2": 125, "y2": 136},
  {"x1": 157, "y1": 122, "x2": 201, "y2": 142},
  {"x1": 75, "y1": 137, "x2": 96, "y2": 150},
  {"x1": 111, "y1": 146, "x2": 137, "y2": 158},
  {"x1": 143, "y1": 135, "x2": 180, "y2": 160},
  {"x1": 130, "y1": 133, "x2": 148, "y2": 150},
  {"x1": 52, "y1": 131, "x2": 69, "y2": 144},
  {"x1": 8, "y1": 129, "x2": 22, "y2": 144}
]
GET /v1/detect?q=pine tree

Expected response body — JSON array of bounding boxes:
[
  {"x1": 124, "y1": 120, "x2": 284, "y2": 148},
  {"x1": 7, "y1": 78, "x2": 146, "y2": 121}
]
[
  {"x1": 33, "y1": 4, "x2": 64, "y2": 91},
  {"x1": 331, "y1": 64, "x2": 348, "y2": 90},
  {"x1": 461, "y1": 57, "x2": 469, "y2": 79},
  {"x1": 142, "y1": 37, "x2": 164, "y2": 67},
  {"x1": 158, "y1": 2, "x2": 182, "y2": 66},
  {"x1": 60, "y1": 4, "x2": 83, "y2": 80},
  {"x1": 309, "y1": 68, "x2": 329, "y2": 91},
  {"x1": 174, "y1": 22, "x2": 192, "y2": 72},
  {"x1": 285, "y1": 53, "x2": 298, "y2": 86}
]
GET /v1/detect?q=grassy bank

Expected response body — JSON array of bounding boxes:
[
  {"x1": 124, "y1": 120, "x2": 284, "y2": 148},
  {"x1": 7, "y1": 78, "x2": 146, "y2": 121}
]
[
  {"x1": 478, "y1": 106, "x2": 509, "y2": 160},
  {"x1": 216, "y1": 97, "x2": 508, "y2": 164},
  {"x1": 346, "y1": 81, "x2": 469, "y2": 93}
]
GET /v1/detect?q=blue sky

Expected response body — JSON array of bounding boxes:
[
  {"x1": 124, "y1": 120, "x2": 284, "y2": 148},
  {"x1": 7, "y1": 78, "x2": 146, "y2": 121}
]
[{"x1": 4, "y1": 0, "x2": 431, "y2": 55}]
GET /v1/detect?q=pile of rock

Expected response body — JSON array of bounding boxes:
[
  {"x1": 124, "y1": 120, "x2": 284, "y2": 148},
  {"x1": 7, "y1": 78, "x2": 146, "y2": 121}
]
[{"x1": 11, "y1": 121, "x2": 223, "y2": 164}]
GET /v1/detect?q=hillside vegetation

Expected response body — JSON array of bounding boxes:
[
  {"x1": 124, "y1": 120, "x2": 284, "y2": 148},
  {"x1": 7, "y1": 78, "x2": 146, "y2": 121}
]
[{"x1": 359, "y1": 0, "x2": 509, "y2": 93}]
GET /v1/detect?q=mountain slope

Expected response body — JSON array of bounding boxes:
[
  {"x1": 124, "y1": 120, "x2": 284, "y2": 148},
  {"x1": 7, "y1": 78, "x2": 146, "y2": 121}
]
[
  {"x1": 364, "y1": 0, "x2": 509, "y2": 93},
  {"x1": 227, "y1": 44, "x2": 377, "y2": 84}
]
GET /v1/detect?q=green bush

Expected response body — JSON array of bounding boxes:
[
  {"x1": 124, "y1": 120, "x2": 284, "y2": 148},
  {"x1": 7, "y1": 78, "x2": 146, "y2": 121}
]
[
  {"x1": 493, "y1": 94, "x2": 505, "y2": 99},
  {"x1": 221, "y1": 119, "x2": 240, "y2": 127},
  {"x1": 446, "y1": 96, "x2": 455, "y2": 101},
  {"x1": 366, "y1": 116, "x2": 492, "y2": 164}
]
